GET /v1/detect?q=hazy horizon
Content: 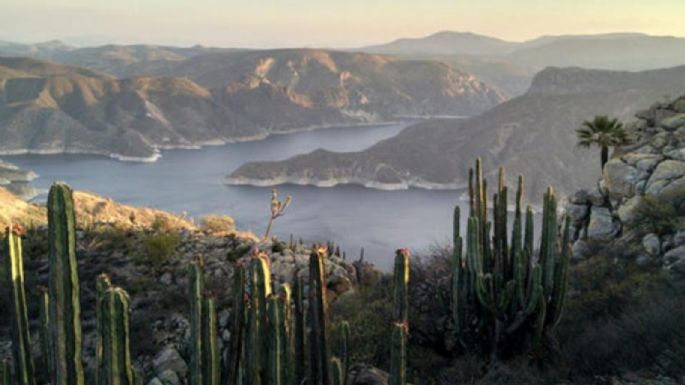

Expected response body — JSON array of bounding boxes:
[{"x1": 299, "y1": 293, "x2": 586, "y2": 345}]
[{"x1": 3, "y1": 0, "x2": 685, "y2": 48}]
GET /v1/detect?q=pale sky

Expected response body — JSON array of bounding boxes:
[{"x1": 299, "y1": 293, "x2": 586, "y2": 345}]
[{"x1": 2, "y1": 0, "x2": 685, "y2": 48}]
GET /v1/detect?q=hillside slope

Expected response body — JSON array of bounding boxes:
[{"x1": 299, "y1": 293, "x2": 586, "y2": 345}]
[
  {"x1": 0, "y1": 53, "x2": 505, "y2": 160},
  {"x1": 227, "y1": 65, "x2": 685, "y2": 198}
]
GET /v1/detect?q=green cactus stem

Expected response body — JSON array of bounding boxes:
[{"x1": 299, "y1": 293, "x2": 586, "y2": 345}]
[
  {"x1": 267, "y1": 295, "x2": 283, "y2": 385},
  {"x1": 202, "y1": 297, "x2": 220, "y2": 385},
  {"x1": 188, "y1": 258, "x2": 205, "y2": 385},
  {"x1": 388, "y1": 322, "x2": 407, "y2": 385},
  {"x1": 226, "y1": 264, "x2": 246, "y2": 385},
  {"x1": 393, "y1": 249, "x2": 410, "y2": 325},
  {"x1": 293, "y1": 275, "x2": 306, "y2": 385},
  {"x1": 2, "y1": 359, "x2": 10, "y2": 385},
  {"x1": 4, "y1": 226, "x2": 36, "y2": 385},
  {"x1": 47, "y1": 182, "x2": 84, "y2": 385},
  {"x1": 39, "y1": 287, "x2": 51, "y2": 380},
  {"x1": 308, "y1": 247, "x2": 330, "y2": 385},
  {"x1": 97, "y1": 285, "x2": 135, "y2": 385},
  {"x1": 329, "y1": 358, "x2": 344, "y2": 385},
  {"x1": 338, "y1": 321, "x2": 350, "y2": 385}
]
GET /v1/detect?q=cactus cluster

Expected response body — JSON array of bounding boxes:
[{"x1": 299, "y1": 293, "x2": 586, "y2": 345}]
[
  {"x1": 451, "y1": 159, "x2": 571, "y2": 358},
  {"x1": 2, "y1": 183, "x2": 136, "y2": 385}
]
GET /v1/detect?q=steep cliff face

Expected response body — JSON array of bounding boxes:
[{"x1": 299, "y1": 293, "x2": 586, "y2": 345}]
[{"x1": 567, "y1": 95, "x2": 685, "y2": 278}]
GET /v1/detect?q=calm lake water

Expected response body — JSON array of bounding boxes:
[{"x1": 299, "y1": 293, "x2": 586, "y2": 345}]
[{"x1": 7, "y1": 123, "x2": 466, "y2": 270}]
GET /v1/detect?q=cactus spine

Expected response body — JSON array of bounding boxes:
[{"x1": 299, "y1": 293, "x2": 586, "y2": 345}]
[
  {"x1": 47, "y1": 182, "x2": 84, "y2": 385},
  {"x1": 450, "y1": 159, "x2": 571, "y2": 358},
  {"x1": 308, "y1": 248, "x2": 330, "y2": 385},
  {"x1": 3, "y1": 226, "x2": 35, "y2": 385}
]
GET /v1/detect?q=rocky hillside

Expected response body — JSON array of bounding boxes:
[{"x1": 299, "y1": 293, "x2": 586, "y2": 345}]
[
  {"x1": 0, "y1": 52, "x2": 505, "y2": 160},
  {"x1": 0, "y1": 185, "x2": 196, "y2": 231},
  {"x1": 0, "y1": 190, "x2": 375, "y2": 385},
  {"x1": 567, "y1": 95, "x2": 685, "y2": 277},
  {"x1": 226, "y1": 65, "x2": 685, "y2": 199}
]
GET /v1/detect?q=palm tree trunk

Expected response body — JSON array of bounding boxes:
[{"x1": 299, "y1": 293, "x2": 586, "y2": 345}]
[{"x1": 601, "y1": 146, "x2": 609, "y2": 170}]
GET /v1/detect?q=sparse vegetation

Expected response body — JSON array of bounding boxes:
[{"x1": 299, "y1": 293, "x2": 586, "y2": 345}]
[
  {"x1": 200, "y1": 215, "x2": 235, "y2": 234},
  {"x1": 141, "y1": 232, "x2": 181, "y2": 267}
]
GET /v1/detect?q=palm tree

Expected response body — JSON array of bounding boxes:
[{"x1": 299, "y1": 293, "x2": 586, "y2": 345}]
[{"x1": 576, "y1": 115, "x2": 629, "y2": 170}]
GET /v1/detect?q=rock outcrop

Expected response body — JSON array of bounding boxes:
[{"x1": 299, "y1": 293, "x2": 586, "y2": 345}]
[{"x1": 567, "y1": 95, "x2": 685, "y2": 278}]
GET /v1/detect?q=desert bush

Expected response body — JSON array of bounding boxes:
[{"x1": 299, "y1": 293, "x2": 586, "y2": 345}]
[
  {"x1": 330, "y1": 275, "x2": 393, "y2": 368},
  {"x1": 140, "y1": 232, "x2": 181, "y2": 267},
  {"x1": 559, "y1": 255, "x2": 685, "y2": 378},
  {"x1": 200, "y1": 215, "x2": 235, "y2": 234},
  {"x1": 629, "y1": 195, "x2": 679, "y2": 235}
]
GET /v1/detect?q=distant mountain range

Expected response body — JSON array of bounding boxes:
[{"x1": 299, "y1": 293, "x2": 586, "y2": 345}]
[
  {"x1": 362, "y1": 31, "x2": 685, "y2": 96},
  {"x1": 226, "y1": 65, "x2": 685, "y2": 198},
  {"x1": 0, "y1": 51, "x2": 505, "y2": 160}
]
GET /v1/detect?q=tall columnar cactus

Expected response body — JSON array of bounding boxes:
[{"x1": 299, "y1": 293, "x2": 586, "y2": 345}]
[
  {"x1": 97, "y1": 284, "x2": 135, "y2": 385},
  {"x1": 388, "y1": 322, "x2": 407, "y2": 385},
  {"x1": 329, "y1": 358, "x2": 344, "y2": 385},
  {"x1": 293, "y1": 275, "x2": 307, "y2": 385},
  {"x1": 202, "y1": 297, "x2": 220, "y2": 385},
  {"x1": 39, "y1": 287, "x2": 51, "y2": 380},
  {"x1": 188, "y1": 258, "x2": 205, "y2": 385},
  {"x1": 393, "y1": 249, "x2": 410, "y2": 325},
  {"x1": 2, "y1": 359, "x2": 10, "y2": 385},
  {"x1": 3, "y1": 226, "x2": 36, "y2": 385},
  {"x1": 267, "y1": 295, "x2": 284, "y2": 385},
  {"x1": 278, "y1": 284, "x2": 295, "y2": 385},
  {"x1": 245, "y1": 253, "x2": 272, "y2": 385},
  {"x1": 337, "y1": 321, "x2": 350, "y2": 385},
  {"x1": 450, "y1": 159, "x2": 571, "y2": 358},
  {"x1": 47, "y1": 182, "x2": 84, "y2": 385},
  {"x1": 226, "y1": 264, "x2": 246, "y2": 385},
  {"x1": 308, "y1": 247, "x2": 330, "y2": 385},
  {"x1": 95, "y1": 274, "x2": 112, "y2": 385}
]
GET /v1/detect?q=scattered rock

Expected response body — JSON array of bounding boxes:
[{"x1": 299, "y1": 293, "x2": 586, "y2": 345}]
[
  {"x1": 152, "y1": 346, "x2": 187, "y2": 378},
  {"x1": 642, "y1": 233, "x2": 661, "y2": 256},
  {"x1": 157, "y1": 370, "x2": 181, "y2": 385},
  {"x1": 348, "y1": 364, "x2": 389, "y2": 385},
  {"x1": 587, "y1": 207, "x2": 619, "y2": 241}
]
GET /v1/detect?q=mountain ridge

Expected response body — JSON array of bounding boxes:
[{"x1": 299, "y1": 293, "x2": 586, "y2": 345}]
[{"x1": 226, "y1": 65, "x2": 685, "y2": 198}]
